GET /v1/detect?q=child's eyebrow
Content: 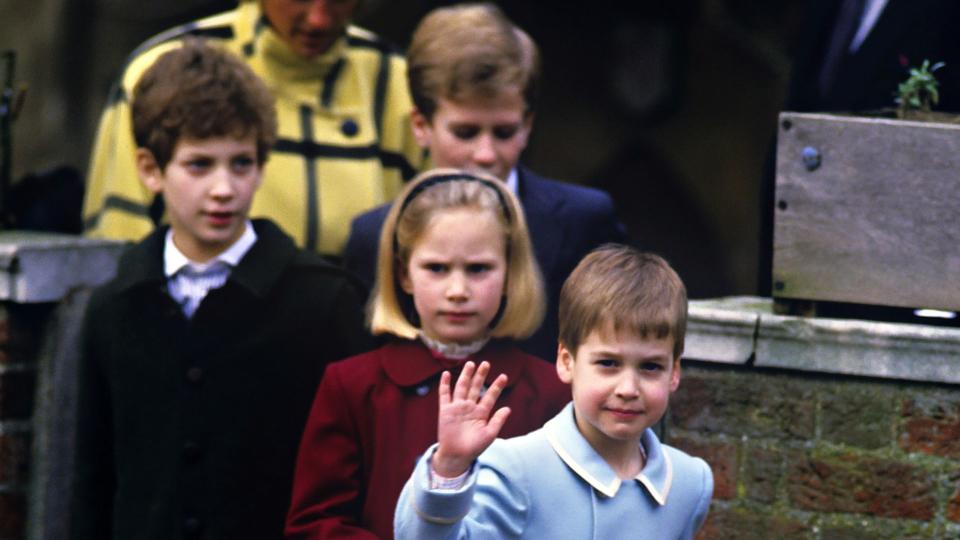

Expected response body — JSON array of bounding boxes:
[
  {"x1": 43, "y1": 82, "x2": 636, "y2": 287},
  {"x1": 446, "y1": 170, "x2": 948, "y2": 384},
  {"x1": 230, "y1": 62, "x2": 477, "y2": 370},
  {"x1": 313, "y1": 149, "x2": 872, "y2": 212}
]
[{"x1": 587, "y1": 348, "x2": 623, "y2": 358}]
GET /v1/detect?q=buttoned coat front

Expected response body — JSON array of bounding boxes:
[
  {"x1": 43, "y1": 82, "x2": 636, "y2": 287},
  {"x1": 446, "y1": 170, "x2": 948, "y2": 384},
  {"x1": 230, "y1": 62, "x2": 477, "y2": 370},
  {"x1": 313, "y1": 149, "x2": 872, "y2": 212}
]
[
  {"x1": 71, "y1": 220, "x2": 372, "y2": 540},
  {"x1": 285, "y1": 339, "x2": 571, "y2": 540},
  {"x1": 396, "y1": 403, "x2": 714, "y2": 540}
]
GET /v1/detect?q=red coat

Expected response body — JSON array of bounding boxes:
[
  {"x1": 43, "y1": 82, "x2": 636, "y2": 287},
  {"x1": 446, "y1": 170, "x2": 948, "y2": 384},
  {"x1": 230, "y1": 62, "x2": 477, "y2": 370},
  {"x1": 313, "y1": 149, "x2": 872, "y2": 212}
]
[{"x1": 285, "y1": 339, "x2": 570, "y2": 539}]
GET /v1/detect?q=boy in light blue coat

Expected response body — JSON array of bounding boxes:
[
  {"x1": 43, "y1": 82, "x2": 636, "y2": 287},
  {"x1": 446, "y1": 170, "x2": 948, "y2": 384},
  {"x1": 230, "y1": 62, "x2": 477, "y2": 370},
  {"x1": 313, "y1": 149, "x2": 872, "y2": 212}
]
[{"x1": 395, "y1": 245, "x2": 713, "y2": 539}]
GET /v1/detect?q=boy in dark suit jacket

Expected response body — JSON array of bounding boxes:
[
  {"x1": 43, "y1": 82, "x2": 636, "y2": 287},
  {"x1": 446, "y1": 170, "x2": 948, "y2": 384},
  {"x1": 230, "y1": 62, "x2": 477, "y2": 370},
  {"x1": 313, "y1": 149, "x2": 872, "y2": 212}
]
[
  {"x1": 71, "y1": 40, "x2": 372, "y2": 540},
  {"x1": 344, "y1": 3, "x2": 625, "y2": 362}
]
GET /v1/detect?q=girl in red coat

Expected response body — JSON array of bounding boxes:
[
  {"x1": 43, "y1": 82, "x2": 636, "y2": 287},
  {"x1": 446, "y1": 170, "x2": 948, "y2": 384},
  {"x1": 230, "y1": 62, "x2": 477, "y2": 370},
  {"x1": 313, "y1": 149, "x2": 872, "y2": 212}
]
[{"x1": 285, "y1": 169, "x2": 570, "y2": 539}]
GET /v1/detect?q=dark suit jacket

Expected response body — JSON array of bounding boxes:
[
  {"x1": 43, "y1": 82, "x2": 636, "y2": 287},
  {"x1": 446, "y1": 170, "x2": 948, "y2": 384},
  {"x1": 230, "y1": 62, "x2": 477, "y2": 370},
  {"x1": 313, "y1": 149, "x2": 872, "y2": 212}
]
[
  {"x1": 787, "y1": 0, "x2": 960, "y2": 113},
  {"x1": 71, "y1": 219, "x2": 372, "y2": 540},
  {"x1": 343, "y1": 167, "x2": 626, "y2": 361}
]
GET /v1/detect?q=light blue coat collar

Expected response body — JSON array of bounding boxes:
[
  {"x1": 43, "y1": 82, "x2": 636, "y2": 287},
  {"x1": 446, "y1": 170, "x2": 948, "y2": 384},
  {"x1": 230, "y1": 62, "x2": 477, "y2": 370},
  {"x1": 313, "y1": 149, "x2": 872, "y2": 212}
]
[{"x1": 545, "y1": 403, "x2": 673, "y2": 504}]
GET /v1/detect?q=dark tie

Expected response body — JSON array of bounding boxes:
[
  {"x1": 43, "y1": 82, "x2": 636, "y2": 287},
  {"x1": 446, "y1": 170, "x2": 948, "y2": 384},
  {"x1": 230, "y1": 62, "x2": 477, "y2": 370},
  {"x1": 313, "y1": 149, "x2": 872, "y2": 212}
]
[{"x1": 818, "y1": 0, "x2": 868, "y2": 98}]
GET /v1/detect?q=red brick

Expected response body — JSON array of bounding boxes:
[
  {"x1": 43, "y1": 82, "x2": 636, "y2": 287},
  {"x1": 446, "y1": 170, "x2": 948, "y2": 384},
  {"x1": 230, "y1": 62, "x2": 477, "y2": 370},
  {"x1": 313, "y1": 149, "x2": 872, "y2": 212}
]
[
  {"x1": 948, "y1": 484, "x2": 960, "y2": 523},
  {"x1": 0, "y1": 492, "x2": 25, "y2": 538},
  {"x1": 899, "y1": 395, "x2": 960, "y2": 459},
  {"x1": 0, "y1": 370, "x2": 36, "y2": 420},
  {"x1": 695, "y1": 504, "x2": 810, "y2": 540},
  {"x1": 786, "y1": 451, "x2": 936, "y2": 520},
  {"x1": 821, "y1": 385, "x2": 895, "y2": 450},
  {"x1": 0, "y1": 432, "x2": 30, "y2": 484},
  {"x1": 670, "y1": 436, "x2": 738, "y2": 500},
  {"x1": 3, "y1": 304, "x2": 45, "y2": 366},
  {"x1": 818, "y1": 520, "x2": 937, "y2": 540},
  {"x1": 671, "y1": 370, "x2": 815, "y2": 441},
  {"x1": 0, "y1": 318, "x2": 9, "y2": 366},
  {"x1": 742, "y1": 445, "x2": 781, "y2": 504}
]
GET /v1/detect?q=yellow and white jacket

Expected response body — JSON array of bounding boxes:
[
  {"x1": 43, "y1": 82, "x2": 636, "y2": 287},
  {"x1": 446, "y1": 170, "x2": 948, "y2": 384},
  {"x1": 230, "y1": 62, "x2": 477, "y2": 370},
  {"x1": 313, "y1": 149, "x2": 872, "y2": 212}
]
[{"x1": 83, "y1": 1, "x2": 422, "y2": 256}]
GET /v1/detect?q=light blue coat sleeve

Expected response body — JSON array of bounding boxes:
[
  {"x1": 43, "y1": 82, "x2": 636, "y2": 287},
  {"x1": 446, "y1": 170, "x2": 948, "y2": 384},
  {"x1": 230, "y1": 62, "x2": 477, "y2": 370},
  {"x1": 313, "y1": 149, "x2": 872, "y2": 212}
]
[
  {"x1": 394, "y1": 442, "x2": 529, "y2": 539},
  {"x1": 679, "y1": 455, "x2": 714, "y2": 539}
]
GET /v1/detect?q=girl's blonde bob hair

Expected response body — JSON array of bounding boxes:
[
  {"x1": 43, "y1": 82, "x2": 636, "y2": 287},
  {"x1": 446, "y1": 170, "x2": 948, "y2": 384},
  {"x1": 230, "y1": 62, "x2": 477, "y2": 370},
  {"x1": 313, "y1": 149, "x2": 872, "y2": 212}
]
[{"x1": 368, "y1": 168, "x2": 545, "y2": 340}]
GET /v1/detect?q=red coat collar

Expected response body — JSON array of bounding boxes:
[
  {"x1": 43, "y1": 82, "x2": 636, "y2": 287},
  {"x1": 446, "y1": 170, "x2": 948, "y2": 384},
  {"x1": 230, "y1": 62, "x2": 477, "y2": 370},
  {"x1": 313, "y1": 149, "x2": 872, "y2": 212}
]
[{"x1": 380, "y1": 339, "x2": 529, "y2": 389}]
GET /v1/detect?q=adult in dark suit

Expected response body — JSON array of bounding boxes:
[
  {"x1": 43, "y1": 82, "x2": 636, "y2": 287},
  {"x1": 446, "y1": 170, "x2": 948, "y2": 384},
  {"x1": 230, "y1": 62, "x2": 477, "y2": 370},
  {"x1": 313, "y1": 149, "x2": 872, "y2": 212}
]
[
  {"x1": 787, "y1": 0, "x2": 960, "y2": 113},
  {"x1": 343, "y1": 3, "x2": 625, "y2": 362},
  {"x1": 759, "y1": 0, "x2": 960, "y2": 294}
]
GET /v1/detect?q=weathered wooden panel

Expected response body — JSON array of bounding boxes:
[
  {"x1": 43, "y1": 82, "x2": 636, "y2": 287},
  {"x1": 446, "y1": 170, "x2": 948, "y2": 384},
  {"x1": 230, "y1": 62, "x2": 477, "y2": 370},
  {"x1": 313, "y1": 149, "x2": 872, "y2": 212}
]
[{"x1": 773, "y1": 112, "x2": 960, "y2": 311}]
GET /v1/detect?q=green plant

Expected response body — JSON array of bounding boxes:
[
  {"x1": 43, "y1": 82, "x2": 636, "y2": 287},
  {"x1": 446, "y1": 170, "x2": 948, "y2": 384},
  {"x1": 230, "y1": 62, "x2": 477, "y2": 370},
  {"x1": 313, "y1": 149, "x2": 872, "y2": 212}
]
[{"x1": 896, "y1": 59, "x2": 945, "y2": 118}]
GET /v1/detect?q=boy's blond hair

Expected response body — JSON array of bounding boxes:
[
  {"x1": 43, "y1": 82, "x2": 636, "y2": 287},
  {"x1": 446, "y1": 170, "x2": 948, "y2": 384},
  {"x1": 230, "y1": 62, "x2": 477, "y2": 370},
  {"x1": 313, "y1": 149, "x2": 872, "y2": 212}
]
[
  {"x1": 131, "y1": 38, "x2": 277, "y2": 170},
  {"x1": 559, "y1": 245, "x2": 688, "y2": 358},
  {"x1": 407, "y1": 2, "x2": 540, "y2": 120},
  {"x1": 369, "y1": 168, "x2": 545, "y2": 340}
]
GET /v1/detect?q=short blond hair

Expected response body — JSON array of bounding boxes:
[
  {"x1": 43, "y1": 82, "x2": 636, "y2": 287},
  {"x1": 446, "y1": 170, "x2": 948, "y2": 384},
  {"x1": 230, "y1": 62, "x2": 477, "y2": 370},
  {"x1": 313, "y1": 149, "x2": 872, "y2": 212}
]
[
  {"x1": 369, "y1": 168, "x2": 545, "y2": 340},
  {"x1": 559, "y1": 245, "x2": 688, "y2": 358},
  {"x1": 407, "y1": 2, "x2": 540, "y2": 120}
]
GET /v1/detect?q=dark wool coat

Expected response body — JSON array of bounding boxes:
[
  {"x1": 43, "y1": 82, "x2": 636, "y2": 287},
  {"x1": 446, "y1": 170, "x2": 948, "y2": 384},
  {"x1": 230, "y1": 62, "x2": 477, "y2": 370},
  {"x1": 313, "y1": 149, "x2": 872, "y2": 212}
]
[
  {"x1": 71, "y1": 219, "x2": 373, "y2": 540},
  {"x1": 284, "y1": 339, "x2": 571, "y2": 540}
]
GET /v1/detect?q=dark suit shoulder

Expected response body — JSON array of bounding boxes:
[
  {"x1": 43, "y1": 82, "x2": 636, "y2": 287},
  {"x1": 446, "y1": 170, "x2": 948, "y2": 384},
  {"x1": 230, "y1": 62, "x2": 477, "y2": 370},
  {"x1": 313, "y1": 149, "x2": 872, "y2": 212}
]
[
  {"x1": 522, "y1": 170, "x2": 618, "y2": 214},
  {"x1": 349, "y1": 204, "x2": 392, "y2": 238},
  {"x1": 558, "y1": 181, "x2": 617, "y2": 214},
  {"x1": 525, "y1": 172, "x2": 624, "y2": 242},
  {"x1": 343, "y1": 203, "x2": 393, "y2": 291}
]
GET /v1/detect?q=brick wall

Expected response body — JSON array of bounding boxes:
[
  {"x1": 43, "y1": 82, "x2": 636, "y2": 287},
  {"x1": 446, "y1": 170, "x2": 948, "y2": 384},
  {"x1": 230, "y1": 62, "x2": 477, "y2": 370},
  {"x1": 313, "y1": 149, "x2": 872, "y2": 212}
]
[
  {"x1": 0, "y1": 305, "x2": 51, "y2": 540},
  {"x1": 670, "y1": 362, "x2": 960, "y2": 540}
]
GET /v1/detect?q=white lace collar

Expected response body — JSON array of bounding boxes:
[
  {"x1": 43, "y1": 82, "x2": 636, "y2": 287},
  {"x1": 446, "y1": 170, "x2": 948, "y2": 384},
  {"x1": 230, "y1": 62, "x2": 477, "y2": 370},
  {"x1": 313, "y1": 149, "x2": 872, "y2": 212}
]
[{"x1": 418, "y1": 333, "x2": 490, "y2": 360}]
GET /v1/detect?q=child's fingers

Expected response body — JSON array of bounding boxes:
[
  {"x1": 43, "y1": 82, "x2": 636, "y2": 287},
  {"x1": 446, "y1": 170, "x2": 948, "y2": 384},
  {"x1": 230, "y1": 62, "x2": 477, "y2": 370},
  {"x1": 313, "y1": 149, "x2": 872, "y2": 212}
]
[
  {"x1": 452, "y1": 361, "x2": 475, "y2": 401},
  {"x1": 478, "y1": 373, "x2": 508, "y2": 412},
  {"x1": 486, "y1": 406, "x2": 511, "y2": 438},
  {"x1": 467, "y1": 361, "x2": 490, "y2": 402},
  {"x1": 438, "y1": 370, "x2": 451, "y2": 406}
]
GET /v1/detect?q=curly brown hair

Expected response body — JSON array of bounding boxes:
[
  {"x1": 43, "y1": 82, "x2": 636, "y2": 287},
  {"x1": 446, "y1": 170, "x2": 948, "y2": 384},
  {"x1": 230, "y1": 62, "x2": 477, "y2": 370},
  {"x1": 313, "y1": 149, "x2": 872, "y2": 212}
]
[{"x1": 131, "y1": 38, "x2": 277, "y2": 170}]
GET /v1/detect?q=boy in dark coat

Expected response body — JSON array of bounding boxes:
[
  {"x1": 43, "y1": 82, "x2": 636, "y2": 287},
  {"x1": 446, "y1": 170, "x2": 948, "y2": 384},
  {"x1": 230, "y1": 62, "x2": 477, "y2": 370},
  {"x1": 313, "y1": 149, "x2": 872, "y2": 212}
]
[{"x1": 71, "y1": 39, "x2": 372, "y2": 540}]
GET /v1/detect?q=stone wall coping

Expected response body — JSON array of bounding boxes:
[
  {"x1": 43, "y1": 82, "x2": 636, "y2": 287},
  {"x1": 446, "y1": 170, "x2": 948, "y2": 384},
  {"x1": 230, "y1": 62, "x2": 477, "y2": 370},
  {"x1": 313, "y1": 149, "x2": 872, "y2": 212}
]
[
  {"x1": 0, "y1": 233, "x2": 126, "y2": 303},
  {"x1": 686, "y1": 296, "x2": 960, "y2": 384}
]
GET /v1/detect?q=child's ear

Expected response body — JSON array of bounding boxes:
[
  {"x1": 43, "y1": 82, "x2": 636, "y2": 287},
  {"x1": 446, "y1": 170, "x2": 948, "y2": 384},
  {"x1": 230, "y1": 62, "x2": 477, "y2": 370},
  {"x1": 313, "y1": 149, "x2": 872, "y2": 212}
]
[
  {"x1": 136, "y1": 148, "x2": 164, "y2": 194},
  {"x1": 397, "y1": 258, "x2": 414, "y2": 294},
  {"x1": 669, "y1": 357, "x2": 682, "y2": 392},
  {"x1": 410, "y1": 108, "x2": 433, "y2": 150},
  {"x1": 556, "y1": 343, "x2": 574, "y2": 384}
]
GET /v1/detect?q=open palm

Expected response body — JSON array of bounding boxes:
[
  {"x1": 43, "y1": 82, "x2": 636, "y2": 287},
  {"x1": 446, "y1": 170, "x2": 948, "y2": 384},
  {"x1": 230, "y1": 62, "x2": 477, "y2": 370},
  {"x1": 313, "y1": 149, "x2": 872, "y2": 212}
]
[{"x1": 433, "y1": 361, "x2": 511, "y2": 478}]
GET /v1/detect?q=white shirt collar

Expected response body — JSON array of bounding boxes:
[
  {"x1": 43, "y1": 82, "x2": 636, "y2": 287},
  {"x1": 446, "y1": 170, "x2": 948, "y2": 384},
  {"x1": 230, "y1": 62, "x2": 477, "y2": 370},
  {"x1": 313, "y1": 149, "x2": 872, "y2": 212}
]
[
  {"x1": 505, "y1": 168, "x2": 519, "y2": 195},
  {"x1": 545, "y1": 402, "x2": 672, "y2": 503},
  {"x1": 163, "y1": 221, "x2": 258, "y2": 278},
  {"x1": 850, "y1": 0, "x2": 889, "y2": 52}
]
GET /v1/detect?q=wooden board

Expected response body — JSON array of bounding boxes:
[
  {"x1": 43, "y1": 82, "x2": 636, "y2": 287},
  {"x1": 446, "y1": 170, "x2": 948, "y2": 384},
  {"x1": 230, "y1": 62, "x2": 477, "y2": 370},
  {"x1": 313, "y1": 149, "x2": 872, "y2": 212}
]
[{"x1": 773, "y1": 112, "x2": 960, "y2": 311}]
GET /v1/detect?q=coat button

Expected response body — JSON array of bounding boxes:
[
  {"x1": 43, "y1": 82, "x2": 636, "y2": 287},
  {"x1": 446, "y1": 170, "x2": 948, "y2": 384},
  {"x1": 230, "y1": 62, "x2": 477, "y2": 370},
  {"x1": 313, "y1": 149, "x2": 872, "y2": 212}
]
[
  {"x1": 416, "y1": 384, "x2": 430, "y2": 396},
  {"x1": 182, "y1": 440, "x2": 202, "y2": 463},
  {"x1": 186, "y1": 367, "x2": 203, "y2": 384},
  {"x1": 183, "y1": 515, "x2": 203, "y2": 536},
  {"x1": 340, "y1": 118, "x2": 359, "y2": 137}
]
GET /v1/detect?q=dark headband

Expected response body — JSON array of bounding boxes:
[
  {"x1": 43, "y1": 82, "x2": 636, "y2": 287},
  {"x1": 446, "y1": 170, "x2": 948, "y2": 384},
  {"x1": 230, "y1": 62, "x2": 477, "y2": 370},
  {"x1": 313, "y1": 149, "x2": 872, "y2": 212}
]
[{"x1": 397, "y1": 173, "x2": 512, "y2": 223}]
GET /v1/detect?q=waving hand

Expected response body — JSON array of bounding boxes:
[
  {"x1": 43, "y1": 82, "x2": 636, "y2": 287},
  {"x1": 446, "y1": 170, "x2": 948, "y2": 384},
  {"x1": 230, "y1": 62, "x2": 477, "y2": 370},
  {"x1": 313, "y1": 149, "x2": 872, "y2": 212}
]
[{"x1": 431, "y1": 361, "x2": 511, "y2": 478}]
